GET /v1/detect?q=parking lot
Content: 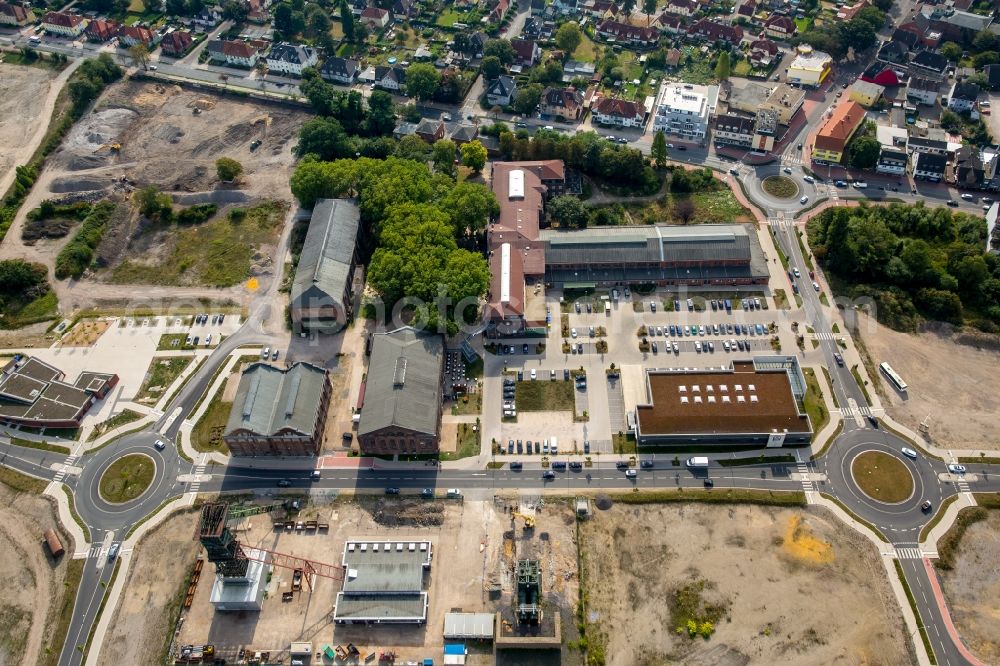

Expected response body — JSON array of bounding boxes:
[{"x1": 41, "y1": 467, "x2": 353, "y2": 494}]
[{"x1": 482, "y1": 281, "x2": 798, "y2": 456}]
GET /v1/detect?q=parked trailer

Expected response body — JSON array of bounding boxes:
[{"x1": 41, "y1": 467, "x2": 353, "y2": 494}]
[{"x1": 44, "y1": 529, "x2": 64, "y2": 557}]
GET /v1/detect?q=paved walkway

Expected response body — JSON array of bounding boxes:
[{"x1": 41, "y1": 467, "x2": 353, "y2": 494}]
[{"x1": 922, "y1": 558, "x2": 987, "y2": 666}]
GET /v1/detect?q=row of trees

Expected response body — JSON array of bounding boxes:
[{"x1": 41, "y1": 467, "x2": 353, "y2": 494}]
[
  {"x1": 291, "y1": 157, "x2": 498, "y2": 332},
  {"x1": 495, "y1": 129, "x2": 659, "y2": 193},
  {"x1": 808, "y1": 203, "x2": 1000, "y2": 330}
]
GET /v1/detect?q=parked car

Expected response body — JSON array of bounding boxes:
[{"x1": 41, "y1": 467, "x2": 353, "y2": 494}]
[
  {"x1": 276, "y1": 479, "x2": 291, "y2": 488},
  {"x1": 385, "y1": 487, "x2": 400, "y2": 495}
]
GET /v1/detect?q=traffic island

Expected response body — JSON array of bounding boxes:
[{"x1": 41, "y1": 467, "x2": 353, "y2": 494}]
[
  {"x1": 851, "y1": 451, "x2": 914, "y2": 504},
  {"x1": 762, "y1": 175, "x2": 799, "y2": 199},
  {"x1": 99, "y1": 453, "x2": 155, "y2": 504}
]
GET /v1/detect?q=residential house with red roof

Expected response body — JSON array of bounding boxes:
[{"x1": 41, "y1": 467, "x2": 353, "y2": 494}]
[
  {"x1": 540, "y1": 86, "x2": 585, "y2": 120},
  {"x1": 749, "y1": 38, "x2": 778, "y2": 67},
  {"x1": 160, "y1": 30, "x2": 194, "y2": 57},
  {"x1": 85, "y1": 18, "x2": 119, "y2": 42},
  {"x1": 43, "y1": 11, "x2": 87, "y2": 37},
  {"x1": 592, "y1": 97, "x2": 645, "y2": 127},
  {"x1": 655, "y1": 13, "x2": 685, "y2": 34},
  {"x1": 511, "y1": 38, "x2": 541, "y2": 67},
  {"x1": 0, "y1": 2, "x2": 34, "y2": 26},
  {"x1": 360, "y1": 7, "x2": 390, "y2": 28},
  {"x1": 119, "y1": 25, "x2": 159, "y2": 48},
  {"x1": 489, "y1": 0, "x2": 510, "y2": 22},
  {"x1": 687, "y1": 19, "x2": 743, "y2": 45},
  {"x1": 597, "y1": 19, "x2": 659, "y2": 47},
  {"x1": 764, "y1": 14, "x2": 795, "y2": 39},
  {"x1": 207, "y1": 39, "x2": 260, "y2": 68}
]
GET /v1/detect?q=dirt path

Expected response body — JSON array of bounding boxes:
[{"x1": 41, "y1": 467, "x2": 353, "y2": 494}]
[{"x1": 0, "y1": 59, "x2": 82, "y2": 204}]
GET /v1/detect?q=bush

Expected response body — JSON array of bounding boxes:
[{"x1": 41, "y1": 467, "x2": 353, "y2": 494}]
[
  {"x1": 175, "y1": 203, "x2": 217, "y2": 225},
  {"x1": 54, "y1": 201, "x2": 116, "y2": 280}
]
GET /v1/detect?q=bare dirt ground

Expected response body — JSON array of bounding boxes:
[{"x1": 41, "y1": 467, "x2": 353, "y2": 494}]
[
  {"x1": 938, "y1": 511, "x2": 1000, "y2": 663},
  {"x1": 856, "y1": 313, "x2": 1000, "y2": 450},
  {"x1": 97, "y1": 509, "x2": 202, "y2": 665},
  {"x1": 0, "y1": 63, "x2": 58, "y2": 181},
  {"x1": 173, "y1": 496, "x2": 576, "y2": 665},
  {"x1": 0, "y1": 79, "x2": 307, "y2": 311},
  {"x1": 580, "y1": 503, "x2": 911, "y2": 666},
  {"x1": 0, "y1": 482, "x2": 77, "y2": 666}
]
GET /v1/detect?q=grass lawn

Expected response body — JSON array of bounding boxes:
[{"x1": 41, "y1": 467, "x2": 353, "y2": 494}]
[
  {"x1": 191, "y1": 392, "x2": 232, "y2": 454},
  {"x1": 732, "y1": 59, "x2": 752, "y2": 77},
  {"x1": 38, "y1": 556, "x2": 84, "y2": 666},
  {"x1": 111, "y1": 201, "x2": 286, "y2": 288},
  {"x1": 329, "y1": 21, "x2": 344, "y2": 39},
  {"x1": 0, "y1": 465, "x2": 47, "y2": 494},
  {"x1": 441, "y1": 423, "x2": 480, "y2": 461},
  {"x1": 2, "y1": 290, "x2": 59, "y2": 328},
  {"x1": 613, "y1": 190, "x2": 751, "y2": 226},
  {"x1": 135, "y1": 356, "x2": 193, "y2": 404},
  {"x1": 613, "y1": 432, "x2": 637, "y2": 454},
  {"x1": 452, "y1": 392, "x2": 482, "y2": 415},
  {"x1": 87, "y1": 409, "x2": 144, "y2": 441},
  {"x1": 672, "y1": 49, "x2": 717, "y2": 85},
  {"x1": 795, "y1": 16, "x2": 813, "y2": 32},
  {"x1": 436, "y1": 9, "x2": 462, "y2": 26},
  {"x1": 515, "y1": 380, "x2": 575, "y2": 412},
  {"x1": 11, "y1": 437, "x2": 70, "y2": 455},
  {"x1": 157, "y1": 333, "x2": 196, "y2": 351},
  {"x1": 773, "y1": 288, "x2": 790, "y2": 310},
  {"x1": 851, "y1": 451, "x2": 914, "y2": 503},
  {"x1": 851, "y1": 364, "x2": 873, "y2": 405},
  {"x1": 573, "y1": 34, "x2": 599, "y2": 62},
  {"x1": 802, "y1": 367, "x2": 829, "y2": 434},
  {"x1": 127, "y1": 0, "x2": 144, "y2": 10},
  {"x1": 762, "y1": 175, "x2": 798, "y2": 199},
  {"x1": 99, "y1": 454, "x2": 155, "y2": 503}
]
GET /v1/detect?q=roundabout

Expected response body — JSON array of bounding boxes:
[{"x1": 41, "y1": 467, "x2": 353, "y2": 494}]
[
  {"x1": 98, "y1": 453, "x2": 156, "y2": 504},
  {"x1": 762, "y1": 175, "x2": 799, "y2": 199},
  {"x1": 851, "y1": 450, "x2": 914, "y2": 504}
]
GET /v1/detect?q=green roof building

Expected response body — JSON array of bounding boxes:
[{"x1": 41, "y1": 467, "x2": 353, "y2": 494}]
[{"x1": 223, "y1": 361, "x2": 331, "y2": 457}]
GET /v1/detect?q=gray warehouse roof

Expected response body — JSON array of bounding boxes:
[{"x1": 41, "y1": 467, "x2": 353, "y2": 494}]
[
  {"x1": 358, "y1": 328, "x2": 444, "y2": 438},
  {"x1": 539, "y1": 224, "x2": 756, "y2": 266},
  {"x1": 444, "y1": 612, "x2": 495, "y2": 639},
  {"x1": 291, "y1": 199, "x2": 359, "y2": 313},
  {"x1": 224, "y1": 362, "x2": 327, "y2": 438}
]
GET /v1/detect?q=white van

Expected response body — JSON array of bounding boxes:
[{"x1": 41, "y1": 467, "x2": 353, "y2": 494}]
[
  {"x1": 685, "y1": 456, "x2": 709, "y2": 468},
  {"x1": 550, "y1": 437, "x2": 558, "y2": 455}
]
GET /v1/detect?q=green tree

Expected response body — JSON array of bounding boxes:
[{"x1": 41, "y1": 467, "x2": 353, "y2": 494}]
[
  {"x1": 274, "y1": 3, "x2": 296, "y2": 34},
  {"x1": 973, "y1": 51, "x2": 1000, "y2": 69},
  {"x1": 484, "y1": 38, "x2": 515, "y2": 65},
  {"x1": 216, "y1": 157, "x2": 243, "y2": 182},
  {"x1": 939, "y1": 41, "x2": 963, "y2": 61},
  {"x1": 513, "y1": 83, "x2": 544, "y2": 116},
  {"x1": 480, "y1": 55, "x2": 504, "y2": 80},
  {"x1": 295, "y1": 116, "x2": 352, "y2": 160},
  {"x1": 365, "y1": 90, "x2": 396, "y2": 136},
  {"x1": 642, "y1": 0, "x2": 657, "y2": 23},
  {"x1": 339, "y1": 0, "x2": 355, "y2": 41},
  {"x1": 221, "y1": 0, "x2": 248, "y2": 21},
  {"x1": 135, "y1": 186, "x2": 172, "y2": 221},
  {"x1": 441, "y1": 181, "x2": 499, "y2": 235},
  {"x1": 396, "y1": 134, "x2": 432, "y2": 161},
  {"x1": 651, "y1": 130, "x2": 668, "y2": 168},
  {"x1": 848, "y1": 135, "x2": 880, "y2": 169},
  {"x1": 555, "y1": 22, "x2": 582, "y2": 54},
  {"x1": 405, "y1": 63, "x2": 441, "y2": 101},
  {"x1": 460, "y1": 140, "x2": 488, "y2": 173},
  {"x1": 973, "y1": 30, "x2": 998, "y2": 52},
  {"x1": 621, "y1": 0, "x2": 636, "y2": 16},
  {"x1": 432, "y1": 139, "x2": 457, "y2": 176},
  {"x1": 128, "y1": 43, "x2": 150, "y2": 69},
  {"x1": 548, "y1": 195, "x2": 588, "y2": 229},
  {"x1": 714, "y1": 51, "x2": 730, "y2": 81}
]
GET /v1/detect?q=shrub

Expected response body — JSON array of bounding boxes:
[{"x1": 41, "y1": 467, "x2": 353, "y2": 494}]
[
  {"x1": 54, "y1": 201, "x2": 116, "y2": 280},
  {"x1": 175, "y1": 203, "x2": 217, "y2": 225}
]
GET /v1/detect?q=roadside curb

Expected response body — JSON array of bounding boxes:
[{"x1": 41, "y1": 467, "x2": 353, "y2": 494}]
[
  {"x1": 83, "y1": 496, "x2": 189, "y2": 666},
  {"x1": 44, "y1": 481, "x2": 90, "y2": 554},
  {"x1": 811, "y1": 495, "x2": 932, "y2": 666},
  {"x1": 919, "y1": 492, "x2": 976, "y2": 551}
]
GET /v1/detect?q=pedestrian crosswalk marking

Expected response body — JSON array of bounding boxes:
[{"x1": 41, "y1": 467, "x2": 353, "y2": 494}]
[
  {"x1": 187, "y1": 464, "x2": 206, "y2": 494},
  {"x1": 796, "y1": 461, "x2": 816, "y2": 502},
  {"x1": 53, "y1": 454, "x2": 78, "y2": 484},
  {"x1": 895, "y1": 547, "x2": 924, "y2": 559},
  {"x1": 840, "y1": 405, "x2": 873, "y2": 418}
]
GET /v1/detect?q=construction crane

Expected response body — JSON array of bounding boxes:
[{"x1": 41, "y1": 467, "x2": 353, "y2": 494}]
[
  {"x1": 196, "y1": 502, "x2": 343, "y2": 591},
  {"x1": 511, "y1": 511, "x2": 535, "y2": 530}
]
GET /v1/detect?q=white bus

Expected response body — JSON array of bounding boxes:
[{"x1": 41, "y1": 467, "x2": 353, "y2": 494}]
[{"x1": 879, "y1": 362, "x2": 907, "y2": 392}]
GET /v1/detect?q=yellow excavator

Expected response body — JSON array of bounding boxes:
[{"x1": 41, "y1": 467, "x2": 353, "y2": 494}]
[{"x1": 511, "y1": 511, "x2": 535, "y2": 530}]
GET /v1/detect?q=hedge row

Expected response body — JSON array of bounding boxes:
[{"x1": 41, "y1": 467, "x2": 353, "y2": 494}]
[{"x1": 54, "y1": 200, "x2": 116, "y2": 280}]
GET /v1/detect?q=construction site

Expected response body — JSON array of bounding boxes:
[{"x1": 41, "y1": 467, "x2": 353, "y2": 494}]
[{"x1": 129, "y1": 494, "x2": 582, "y2": 666}]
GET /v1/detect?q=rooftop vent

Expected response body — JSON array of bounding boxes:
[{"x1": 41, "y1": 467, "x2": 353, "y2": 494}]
[{"x1": 393, "y1": 358, "x2": 408, "y2": 387}]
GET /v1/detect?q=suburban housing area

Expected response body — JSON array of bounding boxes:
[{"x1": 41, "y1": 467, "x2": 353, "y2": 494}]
[{"x1": 2, "y1": 0, "x2": 1000, "y2": 663}]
